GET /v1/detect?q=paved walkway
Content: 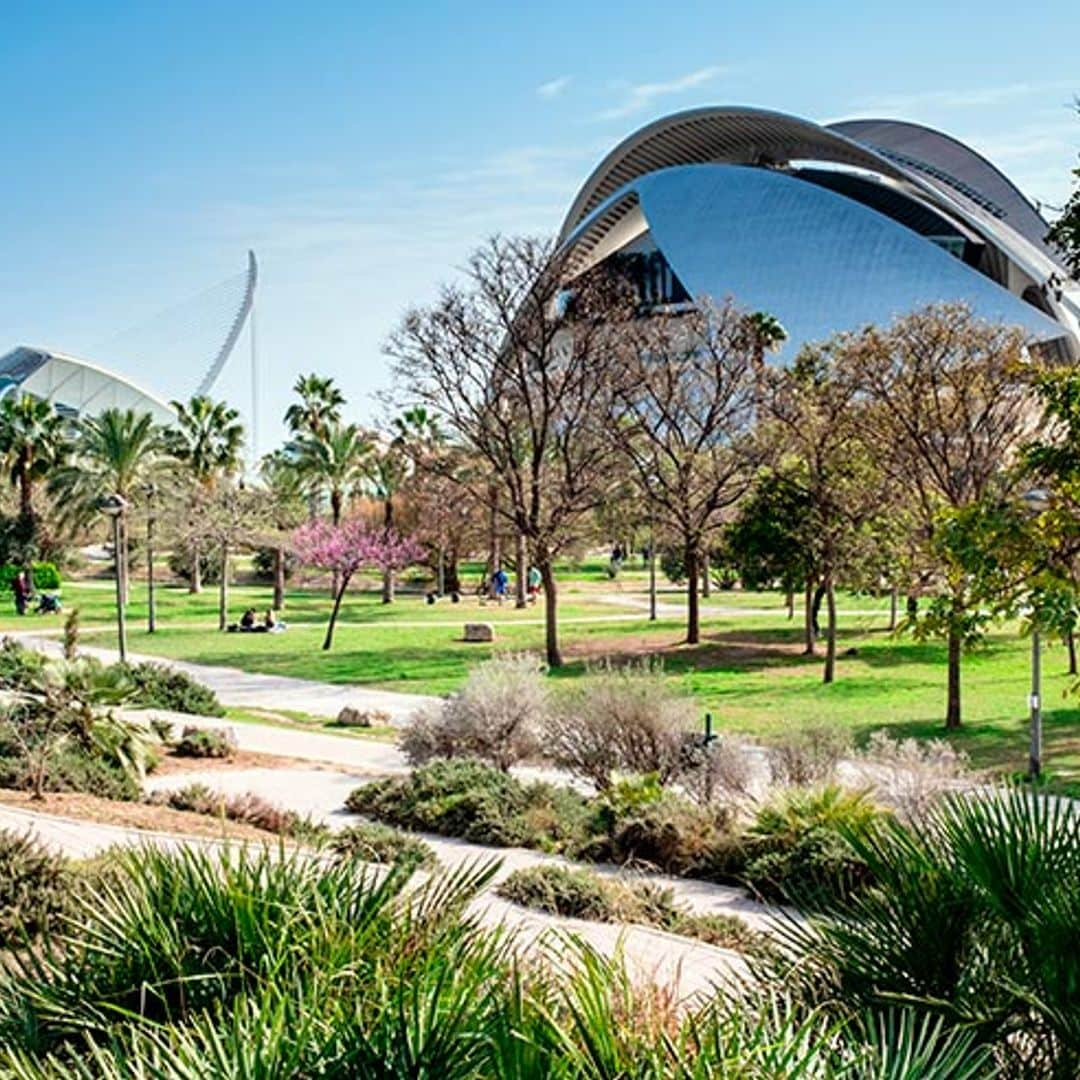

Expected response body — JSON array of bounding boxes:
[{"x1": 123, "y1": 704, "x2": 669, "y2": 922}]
[
  {"x1": 0, "y1": 801, "x2": 748, "y2": 999},
  {"x1": 11, "y1": 631, "x2": 437, "y2": 722},
  {"x1": 144, "y1": 764, "x2": 783, "y2": 933}
]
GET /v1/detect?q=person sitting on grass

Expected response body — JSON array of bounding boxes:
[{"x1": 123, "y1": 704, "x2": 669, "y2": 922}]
[
  {"x1": 240, "y1": 608, "x2": 257, "y2": 631},
  {"x1": 263, "y1": 609, "x2": 287, "y2": 633}
]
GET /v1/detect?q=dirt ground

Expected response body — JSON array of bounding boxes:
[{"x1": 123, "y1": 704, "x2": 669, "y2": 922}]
[{"x1": 0, "y1": 788, "x2": 287, "y2": 844}]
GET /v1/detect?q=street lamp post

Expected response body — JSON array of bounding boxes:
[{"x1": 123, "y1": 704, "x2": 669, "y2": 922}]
[
  {"x1": 1021, "y1": 487, "x2": 1050, "y2": 781},
  {"x1": 99, "y1": 494, "x2": 129, "y2": 662},
  {"x1": 1029, "y1": 627, "x2": 1042, "y2": 781}
]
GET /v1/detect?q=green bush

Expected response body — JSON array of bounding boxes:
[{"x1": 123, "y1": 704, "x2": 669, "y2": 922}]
[
  {"x1": 582, "y1": 782, "x2": 735, "y2": 876},
  {"x1": 497, "y1": 863, "x2": 612, "y2": 921},
  {"x1": 346, "y1": 759, "x2": 590, "y2": 851},
  {"x1": 0, "y1": 741, "x2": 141, "y2": 802},
  {"x1": 167, "y1": 542, "x2": 224, "y2": 586},
  {"x1": 0, "y1": 828, "x2": 71, "y2": 945},
  {"x1": 330, "y1": 822, "x2": 437, "y2": 870},
  {"x1": 741, "y1": 785, "x2": 886, "y2": 905},
  {"x1": 0, "y1": 637, "x2": 45, "y2": 689},
  {"x1": 252, "y1": 546, "x2": 297, "y2": 583},
  {"x1": 174, "y1": 726, "x2": 236, "y2": 759},
  {"x1": 120, "y1": 662, "x2": 225, "y2": 717},
  {"x1": 496, "y1": 864, "x2": 762, "y2": 952},
  {"x1": 0, "y1": 562, "x2": 61, "y2": 592}
]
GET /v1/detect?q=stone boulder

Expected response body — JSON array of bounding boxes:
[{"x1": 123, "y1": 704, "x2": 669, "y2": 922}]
[{"x1": 463, "y1": 622, "x2": 495, "y2": 643}]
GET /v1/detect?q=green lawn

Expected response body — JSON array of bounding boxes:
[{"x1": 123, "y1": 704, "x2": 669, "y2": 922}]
[{"x1": 9, "y1": 570, "x2": 1076, "y2": 788}]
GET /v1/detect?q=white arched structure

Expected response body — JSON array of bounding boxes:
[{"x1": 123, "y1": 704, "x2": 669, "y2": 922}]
[
  {"x1": 0, "y1": 346, "x2": 175, "y2": 423},
  {"x1": 557, "y1": 106, "x2": 1080, "y2": 360}
]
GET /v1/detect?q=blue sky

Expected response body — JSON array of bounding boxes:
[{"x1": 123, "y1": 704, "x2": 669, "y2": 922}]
[{"x1": 1, "y1": 1, "x2": 1077, "y2": 452}]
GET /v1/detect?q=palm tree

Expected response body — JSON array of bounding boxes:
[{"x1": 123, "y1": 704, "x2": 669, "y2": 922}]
[
  {"x1": 747, "y1": 310, "x2": 788, "y2": 386},
  {"x1": 50, "y1": 408, "x2": 163, "y2": 602},
  {"x1": 284, "y1": 374, "x2": 345, "y2": 439},
  {"x1": 166, "y1": 396, "x2": 245, "y2": 593},
  {"x1": 296, "y1": 421, "x2": 371, "y2": 526},
  {"x1": 0, "y1": 393, "x2": 69, "y2": 524}
]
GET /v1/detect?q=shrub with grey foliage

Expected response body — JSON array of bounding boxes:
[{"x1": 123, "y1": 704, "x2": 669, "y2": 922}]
[{"x1": 399, "y1": 653, "x2": 546, "y2": 772}]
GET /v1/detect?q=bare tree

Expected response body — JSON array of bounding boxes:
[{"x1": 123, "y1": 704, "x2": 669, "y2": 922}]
[
  {"x1": 839, "y1": 304, "x2": 1037, "y2": 727},
  {"x1": 386, "y1": 235, "x2": 630, "y2": 666},
  {"x1": 608, "y1": 300, "x2": 763, "y2": 644}
]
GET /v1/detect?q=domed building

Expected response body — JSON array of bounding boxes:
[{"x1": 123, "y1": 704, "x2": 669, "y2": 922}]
[{"x1": 556, "y1": 107, "x2": 1079, "y2": 360}]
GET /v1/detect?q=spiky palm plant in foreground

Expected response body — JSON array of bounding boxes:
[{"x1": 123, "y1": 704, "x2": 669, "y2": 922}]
[{"x1": 0, "y1": 842, "x2": 1001, "y2": 1079}]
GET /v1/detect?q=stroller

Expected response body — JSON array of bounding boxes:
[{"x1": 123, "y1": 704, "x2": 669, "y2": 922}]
[{"x1": 34, "y1": 592, "x2": 62, "y2": 615}]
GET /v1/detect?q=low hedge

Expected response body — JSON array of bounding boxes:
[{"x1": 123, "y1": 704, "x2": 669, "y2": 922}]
[
  {"x1": 496, "y1": 864, "x2": 762, "y2": 952},
  {"x1": 121, "y1": 662, "x2": 225, "y2": 717},
  {"x1": 330, "y1": 822, "x2": 437, "y2": 869}
]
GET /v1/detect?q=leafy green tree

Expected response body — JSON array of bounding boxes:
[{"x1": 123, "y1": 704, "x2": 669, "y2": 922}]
[
  {"x1": 165, "y1": 396, "x2": 245, "y2": 593},
  {"x1": 767, "y1": 347, "x2": 890, "y2": 682},
  {"x1": 259, "y1": 449, "x2": 308, "y2": 610},
  {"x1": 1046, "y1": 100, "x2": 1080, "y2": 276},
  {"x1": 840, "y1": 305, "x2": 1035, "y2": 728}
]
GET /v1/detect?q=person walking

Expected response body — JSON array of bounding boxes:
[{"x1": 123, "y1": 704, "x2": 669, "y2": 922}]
[
  {"x1": 527, "y1": 565, "x2": 541, "y2": 603},
  {"x1": 12, "y1": 570, "x2": 29, "y2": 616},
  {"x1": 492, "y1": 566, "x2": 509, "y2": 605}
]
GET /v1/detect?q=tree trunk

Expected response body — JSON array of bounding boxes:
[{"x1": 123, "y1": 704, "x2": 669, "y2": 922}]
[
  {"x1": 702, "y1": 550, "x2": 711, "y2": 599},
  {"x1": 539, "y1": 558, "x2": 561, "y2": 667},
  {"x1": 686, "y1": 542, "x2": 701, "y2": 645},
  {"x1": 803, "y1": 578, "x2": 817, "y2": 656},
  {"x1": 119, "y1": 512, "x2": 130, "y2": 606},
  {"x1": 381, "y1": 569, "x2": 394, "y2": 604},
  {"x1": 514, "y1": 532, "x2": 527, "y2": 609},
  {"x1": 191, "y1": 536, "x2": 202, "y2": 594},
  {"x1": 488, "y1": 486, "x2": 501, "y2": 575},
  {"x1": 889, "y1": 587, "x2": 898, "y2": 631},
  {"x1": 786, "y1": 588, "x2": 794, "y2": 620},
  {"x1": 1069, "y1": 628, "x2": 1078, "y2": 677},
  {"x1": 811, "y1": 583, "x2": 826, "y2": 637},
  {"x1": 218, "y1": 541, "x2": 229, "y2": 631},
  {"x1": 273, "y1": 547, "x2": 286, "y2": 611},
  {"x1": 946, "y1": 621, "x2": 962, "y2": 730},
  {"x1": 323, "y1": 575, "x2": 351, "y2": 650},
  {"x1": 823, "y1": 577, "x2": 837, "y2": 684},
  {"x1": 445, "y1": 545, "x2": 462, "y2": 595}
]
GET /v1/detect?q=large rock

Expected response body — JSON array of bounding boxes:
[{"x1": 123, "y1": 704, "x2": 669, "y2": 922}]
[{"x1": 463, "y1": 622, "x2": 495, "y2": 643}]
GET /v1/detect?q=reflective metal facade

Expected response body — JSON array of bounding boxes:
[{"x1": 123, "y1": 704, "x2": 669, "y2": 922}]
[{"x1": 558, "y1": 107, "x2": 1080, "y2": 361}]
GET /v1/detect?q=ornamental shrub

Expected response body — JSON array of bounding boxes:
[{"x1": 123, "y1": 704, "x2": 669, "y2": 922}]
[
  {"x1": 120, "y1": 662, "x2": 225, "y2": 717},
  {"x1": 174, "y1": 726, "x2": 236, "y2": 759},
  {"x1": 0, "y1": 562, "x2": 61, "y2": 592},
  {"x1": 330, "y1": 822, "x2": 437, "y2": 869}
]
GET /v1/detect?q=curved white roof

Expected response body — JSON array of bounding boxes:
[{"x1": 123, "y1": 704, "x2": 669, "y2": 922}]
[
  {"x1": 556, "y1": 105, "x2": 1080, "y2": 357},
  {"x1": 0, "y1": 346, "x2": 176, "y2": 423}
]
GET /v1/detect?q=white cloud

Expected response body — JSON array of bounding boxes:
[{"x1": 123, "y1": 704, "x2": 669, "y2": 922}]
[
  {"x1": 594, "y1": 65, "x2": 726, "y2": 121},
  {"x1": 854, "y1": 80, "x2": 1076, "y2": 114},
  {"x1": 537, "y1": 75, "x2": 572, "y2": 99}
]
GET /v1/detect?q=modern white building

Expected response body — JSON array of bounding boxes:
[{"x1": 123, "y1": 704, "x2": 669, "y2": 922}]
[
  {"x1": 557, "y1": 107, "x2": 1079, "y2": 360},
  {"x1": 0, "y1": 346, "x2": 176, "y2": 423}
]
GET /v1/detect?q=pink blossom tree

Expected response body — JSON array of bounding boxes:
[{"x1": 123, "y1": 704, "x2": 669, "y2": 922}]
[{"x1": 292, "y1": 518, "x2": 422, "y2": 650}]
